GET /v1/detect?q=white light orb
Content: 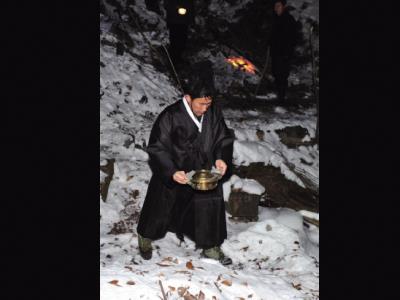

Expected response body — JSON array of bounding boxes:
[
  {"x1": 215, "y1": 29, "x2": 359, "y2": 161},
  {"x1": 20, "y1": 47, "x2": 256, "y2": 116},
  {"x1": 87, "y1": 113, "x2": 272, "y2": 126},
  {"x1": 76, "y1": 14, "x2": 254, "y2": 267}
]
[{"x1": 178, "y1": 7, "x2": 187, "y2": 15}]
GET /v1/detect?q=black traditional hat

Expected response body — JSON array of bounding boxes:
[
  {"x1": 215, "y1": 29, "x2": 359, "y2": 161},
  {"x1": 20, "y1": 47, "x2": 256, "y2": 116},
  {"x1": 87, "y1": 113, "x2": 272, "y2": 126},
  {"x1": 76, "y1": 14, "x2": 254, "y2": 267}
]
[
  {"x1": 181, "y1": 61, "x2": 216, "y2": 98},
  {"x1": 273, "y1": 0, "x2": 287, "y2": 5}
]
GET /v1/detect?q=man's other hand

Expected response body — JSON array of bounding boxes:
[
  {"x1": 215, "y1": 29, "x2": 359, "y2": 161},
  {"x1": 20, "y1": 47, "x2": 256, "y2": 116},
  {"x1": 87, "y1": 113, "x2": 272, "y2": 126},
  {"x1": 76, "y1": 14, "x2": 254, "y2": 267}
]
[
  {"x1": 215, "y1": 159, "x2": 227, "y2": 176},
  {"x1": 173, "y1": 171, "x2": 189, "y2": 184}
]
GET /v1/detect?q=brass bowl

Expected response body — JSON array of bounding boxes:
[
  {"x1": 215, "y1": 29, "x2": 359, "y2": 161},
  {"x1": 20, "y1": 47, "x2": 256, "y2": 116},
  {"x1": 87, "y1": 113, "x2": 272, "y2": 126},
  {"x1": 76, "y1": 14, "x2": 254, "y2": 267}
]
[{"x1": 188, "y1": 169, "x2": 222, "y2": 191}]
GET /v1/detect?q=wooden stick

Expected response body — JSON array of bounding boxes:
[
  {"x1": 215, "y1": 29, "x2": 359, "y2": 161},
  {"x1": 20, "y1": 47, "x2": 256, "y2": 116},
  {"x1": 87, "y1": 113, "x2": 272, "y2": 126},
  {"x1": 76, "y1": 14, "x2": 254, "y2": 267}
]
[
  {"x1": 214, "y1": 281, "x2": 223, "y2": 293},
  {"x1": 158, "y1": 280, "x2": 167, "y2": 300},
  {"x1": 303, "y1": 216, "x2": 319, "y2": 227},
  {"x1": 254, "y1": 46, "x2": 270, "y2": 98}
]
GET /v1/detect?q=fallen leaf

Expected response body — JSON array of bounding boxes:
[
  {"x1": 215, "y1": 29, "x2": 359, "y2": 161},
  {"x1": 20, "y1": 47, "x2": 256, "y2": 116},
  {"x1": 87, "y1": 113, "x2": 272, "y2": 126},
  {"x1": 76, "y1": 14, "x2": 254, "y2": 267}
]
[
  {"x1": 183, "y1": 291, "x2": 197, "y2": 300},
  {"x1": 158, "y1": 257, "x2": 178, "y2": 266},
  {"x1": 156, "y1": 263, "x2": 172, "y2": 267},
  {"x1": 174, "y1": 270, "x2": 191, "y2": 274},
  {"x1": 186, "y1": 261, "x2": 194, "y2": 270},
  {"x1": 237, "y1": 298, "x2": 245, "y2": 300},
  {"x1": 168, "y1": 286, "x2": 176, "y2": 291},
  {"x1": 248, "y1": 294, "x2": 253, "y2": 298},
  {"x1": 221, "y1": 279, "x2": 232, "y2": 286},
  {"x1": 124, "y1": 266, "x2": 133, "y2": 271},
  {"x1": 173, "y1": 258, "x2": 179, "y2": 264},
  {"x1": 212, "y1": 297, "x2": 217, "y2": 300},
  {"x1": 163, "y1": 257, "x2": 173, "y2": 262},
  {"x1": 217, "y1": 274, "x2": 222, "y2": 281},
  {"x1": 178, "y1": 287, "x2": 188, "y2": 297},
  {"x1": 198, "y1": 290, "x2": 205, "y2": 300},
  {"x1": 292, "y1": 283, "x2": 302, "y2": 290},
  {"x1": 241, "y1": 282, "x2": 248, "y2": 286},
  {"x1": 126, "y1": 280, "x2": 135, "y2": 285},
  {"x1": 108, "y1": 280, "x2": 121, "y2": 287}
]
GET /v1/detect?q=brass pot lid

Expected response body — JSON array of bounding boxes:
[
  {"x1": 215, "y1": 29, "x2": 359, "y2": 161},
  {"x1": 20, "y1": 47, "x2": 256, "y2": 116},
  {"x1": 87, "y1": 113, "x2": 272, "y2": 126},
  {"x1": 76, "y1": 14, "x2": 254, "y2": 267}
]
[{"x1": 191, "y1": 169, "x2": 220, "y2": 183}]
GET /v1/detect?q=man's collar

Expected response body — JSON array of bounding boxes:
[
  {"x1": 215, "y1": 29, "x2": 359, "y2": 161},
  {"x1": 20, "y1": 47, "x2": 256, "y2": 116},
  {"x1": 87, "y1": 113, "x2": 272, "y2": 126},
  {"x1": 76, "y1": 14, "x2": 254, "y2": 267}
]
[{"x1": 182, "y1": 96, "x2": 204, "y2": 132}]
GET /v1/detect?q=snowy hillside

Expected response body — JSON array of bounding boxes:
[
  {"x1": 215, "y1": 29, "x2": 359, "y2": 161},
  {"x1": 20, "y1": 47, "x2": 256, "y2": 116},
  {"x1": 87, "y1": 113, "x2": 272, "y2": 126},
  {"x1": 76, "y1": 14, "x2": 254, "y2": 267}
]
[
  {"x1": 100, "y1": 5, "x2": 180, "y2": 234},
  {"x1": 100, "y1": 1, "x2": 319, "y2": 299},
  {"x1": 184, "y1": 0, "x2": 319, "y2": 94}
]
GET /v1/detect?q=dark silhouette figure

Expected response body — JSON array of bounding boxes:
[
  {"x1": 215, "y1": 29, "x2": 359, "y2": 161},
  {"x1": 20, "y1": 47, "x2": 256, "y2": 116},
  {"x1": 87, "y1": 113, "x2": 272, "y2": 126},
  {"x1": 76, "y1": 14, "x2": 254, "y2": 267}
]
[{"x1": 269, "y1": 0, "x2": 298, "y2": 102}]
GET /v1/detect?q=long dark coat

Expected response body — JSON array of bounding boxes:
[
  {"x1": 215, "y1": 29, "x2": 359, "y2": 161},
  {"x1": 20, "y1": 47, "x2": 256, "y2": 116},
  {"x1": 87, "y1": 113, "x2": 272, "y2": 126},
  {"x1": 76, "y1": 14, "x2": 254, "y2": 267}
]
[
  {"x1": 270, "y1": 10, "x2": 298, "y2": 58},
  {"x1": 137, "y1": 99, "x2": 234, "y2": 249},
  {"x1": 269, "y1": 10, "x2": 298, "y2": 100}
]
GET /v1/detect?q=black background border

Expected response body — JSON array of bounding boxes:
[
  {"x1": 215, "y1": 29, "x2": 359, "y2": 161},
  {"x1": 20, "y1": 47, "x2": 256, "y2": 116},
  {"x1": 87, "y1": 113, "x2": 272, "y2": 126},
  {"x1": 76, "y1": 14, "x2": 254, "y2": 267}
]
[{"x1": 3, "y1": 0, "x2": 398, "y2": 299}]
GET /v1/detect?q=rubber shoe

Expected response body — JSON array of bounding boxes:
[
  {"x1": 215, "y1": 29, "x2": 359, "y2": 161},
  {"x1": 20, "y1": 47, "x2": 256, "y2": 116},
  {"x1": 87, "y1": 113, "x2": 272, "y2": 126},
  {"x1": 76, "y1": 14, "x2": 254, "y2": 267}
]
[
  {"x1": 138, "y1": 234, "x2": 152, "y2": 260},
  {"x1": 202, "y1": 246, "x2": 232, "y2": 266}
]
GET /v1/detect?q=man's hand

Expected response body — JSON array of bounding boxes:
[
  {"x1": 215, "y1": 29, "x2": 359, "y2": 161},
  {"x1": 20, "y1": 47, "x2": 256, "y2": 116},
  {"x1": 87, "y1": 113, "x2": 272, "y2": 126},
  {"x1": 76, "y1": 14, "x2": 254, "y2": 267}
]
[
  {"x1": 173, "y1": 171, "x2": 189, "y2": 184},
  {"x1": 215, "y1": 159, "x2": 227, "y2": 176}
]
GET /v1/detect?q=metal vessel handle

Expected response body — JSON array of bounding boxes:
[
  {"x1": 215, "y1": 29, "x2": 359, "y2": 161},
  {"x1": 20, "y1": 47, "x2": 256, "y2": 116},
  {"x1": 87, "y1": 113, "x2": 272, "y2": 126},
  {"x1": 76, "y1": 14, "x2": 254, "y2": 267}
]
[
  {"x1": 187, "y1": 180, "x2": 196, "y2": 189},
  {"x1": 212, "y1": 172, "x2": 223, "y2": 181}
]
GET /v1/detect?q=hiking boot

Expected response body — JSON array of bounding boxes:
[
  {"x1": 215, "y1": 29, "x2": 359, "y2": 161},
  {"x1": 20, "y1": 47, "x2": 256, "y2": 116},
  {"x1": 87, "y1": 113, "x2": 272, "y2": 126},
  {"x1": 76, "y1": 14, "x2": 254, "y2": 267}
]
[
  {"x1": 201, "y1": 246, "x2": 232, "y2": 266},
  {"x1": 138, "y1": 234, "x2": 153, "y2": 260}
]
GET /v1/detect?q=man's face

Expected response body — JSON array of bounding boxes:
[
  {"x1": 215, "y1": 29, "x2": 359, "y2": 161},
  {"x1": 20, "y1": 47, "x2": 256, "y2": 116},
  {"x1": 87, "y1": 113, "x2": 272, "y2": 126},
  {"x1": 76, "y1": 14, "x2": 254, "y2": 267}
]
[
  {"x1": 274, "y1": 2, "x2": 285, "y2": 16},
  {"x1": 189, "y1": 96, "x2": 212, "y2": 116}
]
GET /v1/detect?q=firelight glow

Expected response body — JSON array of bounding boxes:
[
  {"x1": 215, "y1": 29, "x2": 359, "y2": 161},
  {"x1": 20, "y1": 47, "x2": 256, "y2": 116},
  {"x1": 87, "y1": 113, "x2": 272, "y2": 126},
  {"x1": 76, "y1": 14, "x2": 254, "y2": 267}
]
[
  {"x1": 178, "y1": 7, "x2": 187, "y2": 15},
  {"x1": 226, "y1": 56, "x2": 257, "y2": 74}
]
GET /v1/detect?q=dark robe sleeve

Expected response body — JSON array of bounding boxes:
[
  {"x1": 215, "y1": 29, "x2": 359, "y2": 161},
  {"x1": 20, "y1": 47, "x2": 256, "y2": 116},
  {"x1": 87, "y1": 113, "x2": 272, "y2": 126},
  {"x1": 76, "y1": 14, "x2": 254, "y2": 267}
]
[
  {"x1": 146, "y1": 110, "x2": 178, "y2": 188},
  {"x1": 287, "y1": 15, "x2": 298, "y2": 57}
]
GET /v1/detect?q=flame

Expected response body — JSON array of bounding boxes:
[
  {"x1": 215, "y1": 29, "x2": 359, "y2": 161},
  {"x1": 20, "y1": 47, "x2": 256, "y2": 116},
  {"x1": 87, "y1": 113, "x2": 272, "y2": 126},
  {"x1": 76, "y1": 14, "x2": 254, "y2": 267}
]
[{"x1": 225, "y1": 56, "x2": 257, "y2": 74}]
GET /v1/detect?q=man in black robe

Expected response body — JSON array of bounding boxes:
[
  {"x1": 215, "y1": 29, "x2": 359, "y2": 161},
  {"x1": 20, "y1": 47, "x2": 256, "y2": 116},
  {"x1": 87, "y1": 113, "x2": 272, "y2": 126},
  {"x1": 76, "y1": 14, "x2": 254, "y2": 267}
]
[
  {"x1": 136, "y1": 71, "x2": 234, "y2": 265},
  {"x1": 269, "y1": 0, "x2": 298, "y2": 102}
]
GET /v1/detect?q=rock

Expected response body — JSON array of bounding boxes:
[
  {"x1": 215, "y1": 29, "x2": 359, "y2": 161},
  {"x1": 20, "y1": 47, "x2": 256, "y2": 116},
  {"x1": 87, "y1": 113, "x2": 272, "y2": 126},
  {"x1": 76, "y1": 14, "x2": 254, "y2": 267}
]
[
  {"x1": 227, "y1": 189, "x2": 260, "y2": 221},
  {"x1": 275, "y1": 126, "x2": 310, "y2": 148},
  {"x1": 139, "y1": 95, "x2": 148, "y2": 104},
  {"x1": 256, "y1": 129, "x2": 265, "y2": 141},
  {"x1": 123, "y1": 134, "x2": 135, "y2": 148},
  {"x1": 100, "y1": 158, "x2": 115, "y2": 202}
]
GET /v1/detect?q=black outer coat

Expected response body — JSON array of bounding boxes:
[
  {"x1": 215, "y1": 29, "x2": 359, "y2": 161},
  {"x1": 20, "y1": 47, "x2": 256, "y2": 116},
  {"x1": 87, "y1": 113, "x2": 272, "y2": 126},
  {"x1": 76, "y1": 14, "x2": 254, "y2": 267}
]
[
  {"x1": 137, "y1": 99, "x2": 234, "y2": 249},
  {"x1": 270, "y1": 10, "x2": 298, "y2": 58},
  {"x1": 269, "y1": 10, "x2": 298, "y2": 100}
]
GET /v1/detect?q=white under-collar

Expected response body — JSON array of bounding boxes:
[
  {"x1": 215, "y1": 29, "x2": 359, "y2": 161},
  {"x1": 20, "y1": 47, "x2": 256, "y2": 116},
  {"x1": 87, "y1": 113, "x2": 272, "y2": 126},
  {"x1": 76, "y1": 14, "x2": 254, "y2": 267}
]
[{"x1": 182, "y1": 96, "x2": 204, "y2": 132}]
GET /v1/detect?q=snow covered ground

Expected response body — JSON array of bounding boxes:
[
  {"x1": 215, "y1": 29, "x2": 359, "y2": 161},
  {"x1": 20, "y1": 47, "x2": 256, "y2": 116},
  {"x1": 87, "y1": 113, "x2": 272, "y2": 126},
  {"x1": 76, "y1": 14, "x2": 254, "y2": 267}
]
[
  {"x1": 224, "y1": 106, "x2": 318, "y2": 188},
  {"x1": 101, "y1": 208, "x2": 318, "y2": 300},
  {"x1": 99, "y1": 48, "x2": 319, "y2": 298},
  {"x1": 100, "y1": 1, "x2": 319, "y2": 298}
]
